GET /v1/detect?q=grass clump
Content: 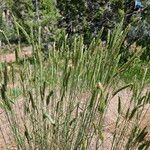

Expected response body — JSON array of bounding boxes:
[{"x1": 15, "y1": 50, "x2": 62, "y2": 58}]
[{"x1": 0, "y1": 22, "x2": 149, "y2": 150}]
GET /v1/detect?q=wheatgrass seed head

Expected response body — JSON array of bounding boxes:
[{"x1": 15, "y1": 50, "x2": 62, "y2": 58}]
[{"x1": 96, "y1": 82, "x2": 104, "y2": 91}]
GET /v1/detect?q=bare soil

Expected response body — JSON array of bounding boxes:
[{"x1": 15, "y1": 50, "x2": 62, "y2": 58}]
[{"x1": 0, "y1": 46, "x2": 32, "y2": 63}]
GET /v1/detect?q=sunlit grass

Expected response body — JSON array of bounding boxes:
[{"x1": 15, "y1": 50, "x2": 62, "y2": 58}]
[{"x1": 0, "y1": 21, "x2": 149, "y2": 150}]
